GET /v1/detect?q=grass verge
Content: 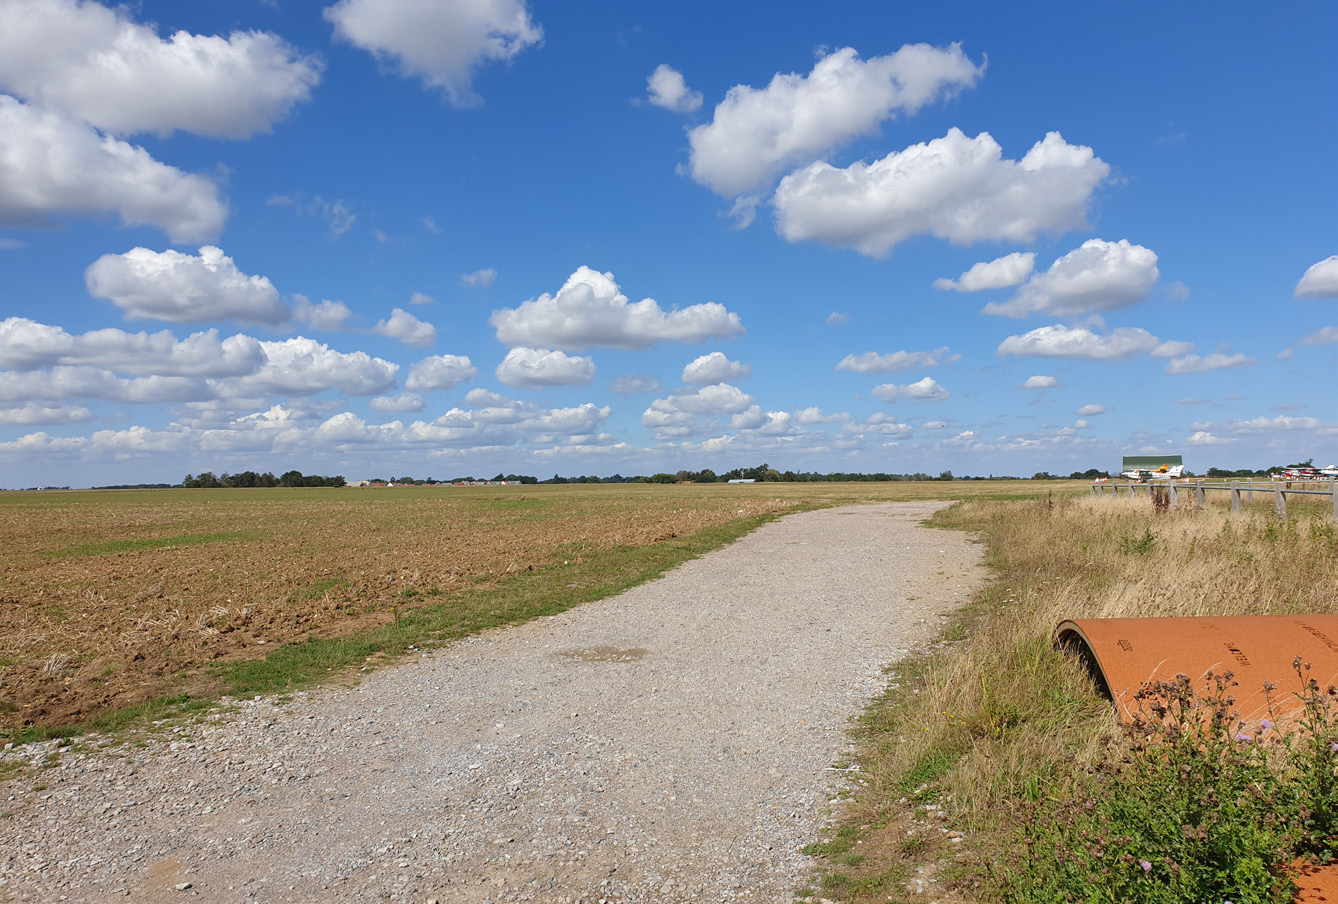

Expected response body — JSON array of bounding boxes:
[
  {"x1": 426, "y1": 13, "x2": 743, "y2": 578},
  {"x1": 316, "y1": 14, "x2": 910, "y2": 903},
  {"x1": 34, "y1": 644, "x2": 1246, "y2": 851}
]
[
  {"x1": 5, "y1": 508, "x2": 792, "y2": 746},
  {"x1": 805, "y1": 491, "x2": 1338, "y2": 903}
]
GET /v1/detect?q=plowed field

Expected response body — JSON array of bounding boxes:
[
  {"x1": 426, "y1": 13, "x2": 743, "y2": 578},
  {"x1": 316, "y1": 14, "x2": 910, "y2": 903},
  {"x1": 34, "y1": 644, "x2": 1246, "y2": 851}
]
[{"x1": 0, "y1": 480, "x2": 1067, "y2": 735}]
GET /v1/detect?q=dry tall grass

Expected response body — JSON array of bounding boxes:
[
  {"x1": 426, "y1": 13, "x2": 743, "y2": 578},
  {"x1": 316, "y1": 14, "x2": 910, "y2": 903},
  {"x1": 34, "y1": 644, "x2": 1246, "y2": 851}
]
[{"x1": 819, "y1": 491, "x2": 1338, "y2": 901}]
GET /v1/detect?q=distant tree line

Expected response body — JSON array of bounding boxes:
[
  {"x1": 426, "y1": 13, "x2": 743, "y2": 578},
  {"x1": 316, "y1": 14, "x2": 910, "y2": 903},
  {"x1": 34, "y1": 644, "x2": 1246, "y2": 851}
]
[{"x1": 181, "y1": 470, "x2": 345, "y2": 488}]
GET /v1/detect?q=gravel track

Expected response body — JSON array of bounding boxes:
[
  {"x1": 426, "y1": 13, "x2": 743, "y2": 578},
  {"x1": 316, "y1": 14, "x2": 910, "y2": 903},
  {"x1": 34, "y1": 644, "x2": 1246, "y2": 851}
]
[{"x1": 0, "y1": 501, "x2": 984, "y2": 903}]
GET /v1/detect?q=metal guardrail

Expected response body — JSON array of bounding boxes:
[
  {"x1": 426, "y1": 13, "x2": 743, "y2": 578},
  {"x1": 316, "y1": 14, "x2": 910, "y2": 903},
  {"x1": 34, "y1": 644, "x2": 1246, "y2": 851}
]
[{"x1": 1091, "y1": 478, "x2": 1338, "y2": 520}]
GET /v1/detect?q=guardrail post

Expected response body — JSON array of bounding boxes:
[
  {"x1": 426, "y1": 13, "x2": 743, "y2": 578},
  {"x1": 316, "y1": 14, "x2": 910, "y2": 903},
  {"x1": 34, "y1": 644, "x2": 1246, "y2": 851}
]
[
  {"x1": 1196, "y1": 484, "x2": 1206, "y2": 509},
  {"x1": 1332, "y1": 480, "x2": 1337, "y2": 521},
  {"x1": 1247, "y1": 479, "x2": 1254, "y2": 503},
  {"x1": 1231, "y1": 487, "x2": 1241, "y2": 512},
  {"x1": 1275, "y1": 487, "x2": 1287, "y2": 518},
  {"x1": 1169, "y1": 484, "x2": 1178, "y2": 508}
]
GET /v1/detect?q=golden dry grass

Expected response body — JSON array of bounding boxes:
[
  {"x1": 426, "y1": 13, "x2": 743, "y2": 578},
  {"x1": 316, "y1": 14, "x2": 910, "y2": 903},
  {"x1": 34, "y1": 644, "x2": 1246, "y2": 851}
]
[{"x1": 814, "y1": 490, "x2": 1338, "y2": 902}]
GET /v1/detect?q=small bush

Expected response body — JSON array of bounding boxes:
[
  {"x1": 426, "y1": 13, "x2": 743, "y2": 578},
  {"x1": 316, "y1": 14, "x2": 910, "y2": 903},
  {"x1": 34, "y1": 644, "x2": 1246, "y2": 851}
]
[{"x1": 1006, "y1": 664, "x2": 1338, "y2": 904}]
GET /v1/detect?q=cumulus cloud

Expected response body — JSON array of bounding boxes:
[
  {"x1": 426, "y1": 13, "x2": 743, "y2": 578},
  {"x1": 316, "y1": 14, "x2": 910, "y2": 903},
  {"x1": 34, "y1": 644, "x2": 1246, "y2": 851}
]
[
  {"x1": 0, "y1": 97, "x2": 227, "y2": 242},
  {"x1": 1021, "y1": 375, "x2": 1059, "y2": 389},
  {"x1": 825, "y1": 311, "x2": 848, "y2": 325},
  {"x1": 294, "y1": 295, "x2": 354, "y2": 331},
  {"x1": 85, "y1": 246, "x2": 286, "y2": 325},
  {"x1": 369, "y1": 391, "x2": 424, "y2": 413},
  {"x1": 1152, "y1": 340, "x2": 1196, "y2": 358},
  {"x1": 1163, "y1": 352, "x2": 1257, "y2": 374},
  {"x1": 997, "y1": 324, "x2": 1169, "y2": 361},
  {"x1": 835, "y1": 346, "x2": 955, "y2": 373},
  {"x1": 871, "y1": 376, "x2": 949, "y2": 402},
  {"x1": 841, "y1": 413, "x2": 913, "y2": 439},
  {"x1": 404, "y1": 354, "x2": 477, "y2": 392},
  {"x1": 409, "y1": 292, "x2": 434, "y2": 306},
  {"x1": 611, "y1": 373, "x2": 662, "y2": 394},
  {"x1": 1076, "y1": 404, "x2": 1106, "y2": 416},
  {"x1": 0, "y1": 0, "x2": 321, "y2": 138},
  {"x1": 324, "y1": 0, "x2": 542, "y2": 106},
  {"x1": 372, "y1": 307, "x2": 437, "y2": 347},
  {"x1": 0, "y1": 402, "x2": 94, "y2": 425},
  {"x1": 0, "y1": 366, "x2": 203, "y2": 403},
  {"x1": 490, "y1": 266, "x2": 744, "y2": 351},
  {"x1": 981, "y1": 240, "x2": 1159, "y2": 318},
  {"x1": 688, "y1": 44, "x2": 983, "y2": 198},
  {"x1": 461, "y1": 268, "x2": 498, "y2": 288},
  {"x1": 794, "y1": 407, "x2": 849, "y2": 425},
  {"x1": 0, "y1": 317, "x2": 266, "y2": 376},
  {"x1": 934, "y1": 252, "x2": 1035, "y2": 292},
  {"x1": 495, "y1": 347, "x2": 595, "y2": 388},
  {"x1": 1295, "y1": 256, "x2": 1338, "y2": 299},
  {"x1": 647, "y1": 64, "x2": 702, "y2": 113},
  {"x1": 230, "y1": 338, "x2": 399, "y2": 397},
  {"x1": 773, "y1": 129, "x2": 1109, "y2": 258},
  {"x1": 1187, "y1": 431, "x2": 1230, "y2": 445},
  {"x1": 682, "y1": 351, "x2": 750, "y2": 384},
  {"x1": 1300, "y1": 326, "x2": 1338, "y2": 346},
  {"x1": 642, "y1": 383, "x2": 755, "y2": 437}
]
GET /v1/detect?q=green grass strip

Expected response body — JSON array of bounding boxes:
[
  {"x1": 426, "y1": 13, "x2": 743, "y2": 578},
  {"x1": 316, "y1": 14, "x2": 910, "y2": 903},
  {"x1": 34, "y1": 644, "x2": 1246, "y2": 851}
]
[{"x1": 48, "y1": 530, "x2": 258, "y2": 559}]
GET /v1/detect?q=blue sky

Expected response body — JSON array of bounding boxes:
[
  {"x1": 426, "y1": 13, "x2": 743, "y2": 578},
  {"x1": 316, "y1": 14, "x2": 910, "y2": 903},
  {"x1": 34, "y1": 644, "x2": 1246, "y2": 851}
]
[{"x1": 1, "y1": 0, "x2": 1335, "y2": 486}]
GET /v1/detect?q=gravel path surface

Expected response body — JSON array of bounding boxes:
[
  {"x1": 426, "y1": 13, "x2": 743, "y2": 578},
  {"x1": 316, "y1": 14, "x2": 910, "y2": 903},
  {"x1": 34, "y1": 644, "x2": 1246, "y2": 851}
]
[{"x1": 0, "y1": 501, "x2": 984, "y2": 903}]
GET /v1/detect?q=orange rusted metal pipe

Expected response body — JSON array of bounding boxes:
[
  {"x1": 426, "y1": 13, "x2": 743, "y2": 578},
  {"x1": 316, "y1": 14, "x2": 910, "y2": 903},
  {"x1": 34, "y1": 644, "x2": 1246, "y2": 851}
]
[{"x1": 1054, "y1": 615, "x2": 1338, "y2": 725}]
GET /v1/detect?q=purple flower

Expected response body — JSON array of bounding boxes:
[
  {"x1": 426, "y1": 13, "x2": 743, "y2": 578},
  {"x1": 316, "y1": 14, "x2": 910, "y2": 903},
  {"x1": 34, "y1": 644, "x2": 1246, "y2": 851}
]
[
  {"x1": 1140, "y1": 859, "x2": 1152, "y2": 874},
  {"x1": 1235, "y1": 732, "x2": 1253, "y2": 742},
  {"x1": 1261, "y1": 719, "x2": 1273, "y2": 731}
]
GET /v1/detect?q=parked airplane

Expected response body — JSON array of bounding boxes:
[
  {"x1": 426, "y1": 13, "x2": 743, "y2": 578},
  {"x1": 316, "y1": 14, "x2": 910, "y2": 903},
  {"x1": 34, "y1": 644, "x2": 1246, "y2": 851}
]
[{"x1": 1121, "y1": 463, "x2": 1185, "y2": 481}]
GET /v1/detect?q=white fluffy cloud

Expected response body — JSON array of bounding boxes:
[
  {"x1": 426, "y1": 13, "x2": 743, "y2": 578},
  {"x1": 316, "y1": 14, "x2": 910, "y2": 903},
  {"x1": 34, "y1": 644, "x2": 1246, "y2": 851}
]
[
  {"x1": 870, "y1": 376, "x2": 949, "y2": 403},
  {"x1": 682, "y1": 351, "x2": 751, "y2": 384},
  {"x1": 794, "y1": 407, "x2": 849, "y2": 425},
  {"x1": 1300, "y1": 326, "x2": 1338, "y2": 346},
  {"x1": 369, "y1": 392, "x2": 425, "y2": 413},
  {"x1": 372, "y1": 307, "x2": 437, "y2": 347},
  {"x1": 688, "y1": 44, "x2": 983, "y2": 198},
  {"x1": 1163, "y1": 353, "x2": 1257, "y2": 374},
  {"x1": 324, "y1": 0, "x2": 542, "y2": 106},
  {"x1": 226, "y1": 338, "x2": 398, "y2": 397},
  {"x1": 642, "y1": 383, "x2": 755, "y2": 437},
  {"x1": 647, "y1": 64, "x2": 702, "y2": 113},
  {"x1": 997, "y1": 324, "x2": 1170, "y2": 361},
  {"x1": 461, "y1": 268, "x2": 498, "y2": 288},
  {"x1": 0, "y1": 97, "x2": 227, "y2": 242},
  {"x1": 1295, "y1": 256, "x2": 1338, "y2": 298},
  {"x1": 773, "y1": 129, "x2": 1109, "y2": 258},
  {"x1": 934, "y1": 252, "x2": 1036, "y2": 292},
  {"x1": 0, "y1": 0, "x2": 321, "y2": 138},
  {"x1": 1022, "y1": 375, "x2": 1059, "y2": 389},
  {"x1": 85, "y1": 246, "x2": 286, "y2": 325},
  {"x1": 404, "y1": 354, "x2": 478, "y2": 391},
  {"x1": 0, "y1": 317, "x2": 265, "y2": 376},
  {"x1": 495, "y1": 347, "x2": 595, "y2": 388},
  {"x1": 835, "y1": 346, "x2": 954, "y2": 373},
  {"x1": 0, "y1": 402, "x2": 94, "y2": 425},
  {"x1": 294, "y1": 296, "x2": 354, "y2": 331},
  {"x1": 1076, "y1": 404, "x2": 1106, "y2": 416},
  {"x1": 0, "y1": 366, "x2": 203, "y2": 403},
  {"x1": 981, "y1": 239, "x2": 1159, "y2": 318},
  {"x1": 490, "y1": 266, "x2": 744, "y2": 351}
]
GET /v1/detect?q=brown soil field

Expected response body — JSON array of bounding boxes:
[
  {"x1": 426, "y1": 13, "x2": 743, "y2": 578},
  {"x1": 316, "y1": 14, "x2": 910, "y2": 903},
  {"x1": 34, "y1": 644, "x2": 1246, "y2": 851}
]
[{"x1": 0, "y1": 480, "x2": 1072, "y2": 735}]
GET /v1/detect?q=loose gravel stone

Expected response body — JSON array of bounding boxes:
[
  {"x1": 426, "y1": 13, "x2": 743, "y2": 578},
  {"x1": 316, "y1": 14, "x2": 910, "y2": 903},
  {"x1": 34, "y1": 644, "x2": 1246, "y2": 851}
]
[{"x1": 0, "y1": 502, "x2": 983, "y2": 902}]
